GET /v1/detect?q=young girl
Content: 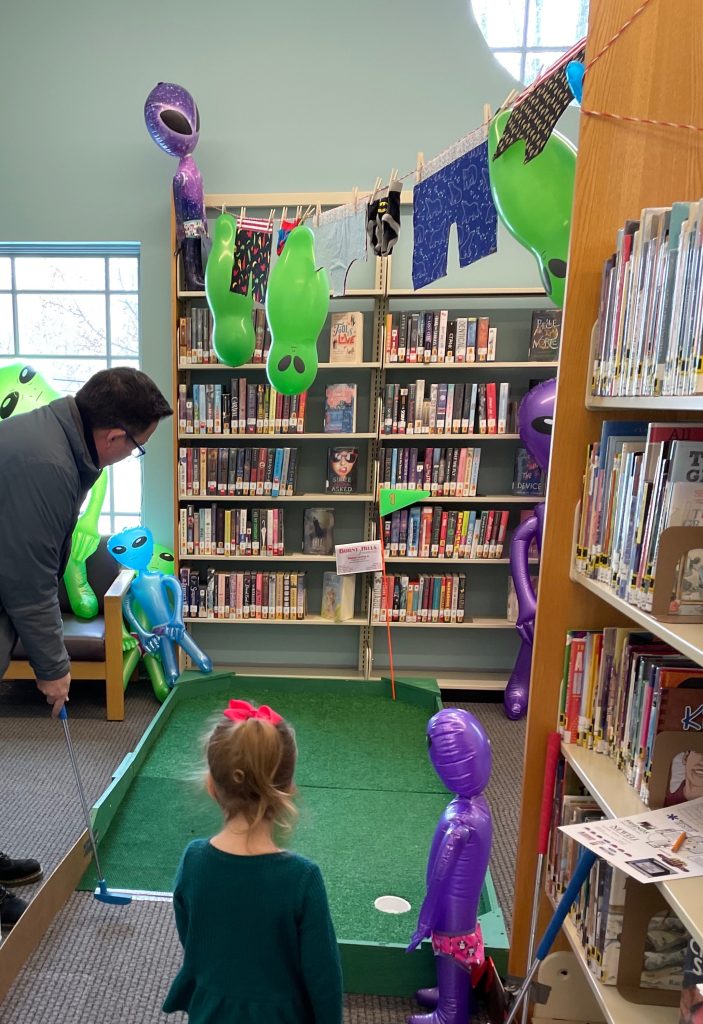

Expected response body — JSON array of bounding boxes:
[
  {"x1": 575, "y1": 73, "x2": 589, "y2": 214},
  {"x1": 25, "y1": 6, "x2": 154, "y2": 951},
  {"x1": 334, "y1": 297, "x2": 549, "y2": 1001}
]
[{"x1": 163, "y1": 699, "x2": 343, "y2": 1023}]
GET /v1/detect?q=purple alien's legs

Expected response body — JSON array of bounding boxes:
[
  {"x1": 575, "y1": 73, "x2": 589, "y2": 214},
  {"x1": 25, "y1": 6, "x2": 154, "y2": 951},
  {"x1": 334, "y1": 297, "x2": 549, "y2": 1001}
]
[{"x1": 407, "y1": 957, "x2": 472, "y2": 1024}]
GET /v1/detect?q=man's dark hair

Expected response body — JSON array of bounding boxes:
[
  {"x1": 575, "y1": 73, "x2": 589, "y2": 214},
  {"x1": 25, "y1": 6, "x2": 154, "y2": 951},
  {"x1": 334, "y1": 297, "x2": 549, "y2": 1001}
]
[{"x1": 75, "y1": 368, "x2": 172, "y2": 435}]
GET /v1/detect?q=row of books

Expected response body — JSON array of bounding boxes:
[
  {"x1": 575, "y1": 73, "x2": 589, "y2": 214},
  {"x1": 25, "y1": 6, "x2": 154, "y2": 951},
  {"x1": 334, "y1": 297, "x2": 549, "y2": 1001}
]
[
  {"x1": 558, "y1": 627, "x2": 703, "y2": 806},
  {"x1": 383, "y1": 311, "x2": 495, "y2": 364},
  {"x1": 381, "y1": 506, "x2": 510, "y2": 559},
  {"x1": 370, "y1": 572, "x2": 467, "y2": 622},
  {"x1": 380, "y1": 445, "x2": 482, "y2": 497},
  {"x1": 591, "y1": 200, "x2": 703, "y2": 398},
  {"x1": 179, "y1": 506, "x2": 285, "y2": 557},
  {"x1": 575, "y1": 420, "x2": 703, "y2": 616},
  {"x1": 547, "y1": 766, "x2": 687, "y2": 989},
  {"x1": 177, "y1": 381, "x2": 308, "y2": 435},
  {"x1": 178, "y1": 447, "x2": 298, "y2": 498},
  {"x1": 178, "y1": 307, "x2": 272, "y2": 365},
  {"x1": 180, "y1": 567, "x2": 306, "y2": 620},
  {"x1": 381, "y1": 381, "x2": 512, "y2": 435}
]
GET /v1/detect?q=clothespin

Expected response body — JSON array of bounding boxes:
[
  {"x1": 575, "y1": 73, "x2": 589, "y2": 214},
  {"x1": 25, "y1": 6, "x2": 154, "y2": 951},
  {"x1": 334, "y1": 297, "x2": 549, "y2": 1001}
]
[
  {"x1": 239, "y1": 206, "x2": 246, "y2": 225},
  {"x1": 416, "y1": 152, "x2": 425, "y2": 184},
  {"x1": 371, "y1": 176, "x2": 382, "y2": 203},
  {"x1": 352, "y1": 186, "x2": 358, "y2": 212},
  {"x1": 389, "y1": 167, "x2": 397, "y2": 187},
  {"x1": 296, "y1": 205, "x2": 302, "y2": 221},
  {"x1": 499, "y1": 90, "x2": 517, "y2": 112},
  {"x1": 315, "y1": 202, "x2": 321, "y2": 227},
  {"x1": 221, "y1": 205, "x2": 226, "y2": 215},
  {"x1": 281, "y1": 206, "x2": 287, "y2": 224},
  {"x1": 269, "y1": 208, "x2": 275, "y2": 227},
  {"x1": 483, "y1": 103, "x2": 492, "y2": 125}
]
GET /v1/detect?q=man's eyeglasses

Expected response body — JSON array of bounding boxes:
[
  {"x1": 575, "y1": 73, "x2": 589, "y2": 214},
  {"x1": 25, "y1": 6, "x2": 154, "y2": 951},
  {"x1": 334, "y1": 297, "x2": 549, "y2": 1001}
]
[{"x1": 123, "y1": 429, "x2": 146, "y2": 459}]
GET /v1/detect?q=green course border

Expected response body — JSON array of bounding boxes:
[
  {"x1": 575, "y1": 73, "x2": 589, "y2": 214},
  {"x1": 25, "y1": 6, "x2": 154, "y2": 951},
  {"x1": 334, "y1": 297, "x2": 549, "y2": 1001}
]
[{"x1": 88, "y1": 672, "x2": 508, "y2": 994}]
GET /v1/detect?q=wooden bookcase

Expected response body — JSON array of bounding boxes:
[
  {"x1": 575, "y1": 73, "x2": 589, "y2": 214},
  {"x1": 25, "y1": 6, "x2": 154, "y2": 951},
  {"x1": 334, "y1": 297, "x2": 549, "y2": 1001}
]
[
  {"x1": 510, "y1": 1, "x2": 703, "y2": 1021},
  {"x1": 170, "y1": 192, "x2": 552, "y2": 689}
]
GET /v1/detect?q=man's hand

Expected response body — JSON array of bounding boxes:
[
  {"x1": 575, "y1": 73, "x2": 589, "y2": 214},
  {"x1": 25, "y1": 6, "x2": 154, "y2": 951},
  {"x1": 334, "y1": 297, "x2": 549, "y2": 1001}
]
[{"x1": 36, "y1": 673, "x2": 71, "y2": 717}]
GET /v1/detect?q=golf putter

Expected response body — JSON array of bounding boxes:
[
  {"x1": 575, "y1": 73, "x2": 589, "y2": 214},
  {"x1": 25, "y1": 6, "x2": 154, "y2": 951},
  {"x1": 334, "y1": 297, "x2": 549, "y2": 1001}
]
[{"x1": 58, "y1": 706, "x2": 131, "y2": 906}]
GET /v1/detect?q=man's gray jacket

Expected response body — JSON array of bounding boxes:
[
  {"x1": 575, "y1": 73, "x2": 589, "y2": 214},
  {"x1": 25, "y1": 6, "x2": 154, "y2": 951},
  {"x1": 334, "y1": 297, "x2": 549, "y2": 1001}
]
[{"x1": 0, "y1": 397, "x2": 101, "y2": 680}]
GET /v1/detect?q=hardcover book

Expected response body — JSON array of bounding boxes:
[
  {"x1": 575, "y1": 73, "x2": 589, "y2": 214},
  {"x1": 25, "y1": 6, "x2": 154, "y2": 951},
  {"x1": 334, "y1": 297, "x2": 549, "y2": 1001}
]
[
  {"x1": 329, "y1": 312, "x2": 363, "y2": 363},
  {"x1": 302, "y1": 508, "x2": 335, "y2": 555},
  {"x1": 529, "y1": 309, "x2": 562, "y2": 362},
  {"x1": 324, "y1": 383, "x2": 357, "y2": 433}
]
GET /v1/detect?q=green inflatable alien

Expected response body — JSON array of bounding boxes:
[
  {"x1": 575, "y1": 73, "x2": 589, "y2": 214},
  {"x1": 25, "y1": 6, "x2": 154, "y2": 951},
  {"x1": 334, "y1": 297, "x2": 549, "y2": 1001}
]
[
  {"x1": 265, "y1": 224, "x2": 330, "y2": 396},
  {"x1": 205, "y1": 213, "x2": 256, "y2": 367},
  {"x1": 0, "y1": 362, "x2": 107, "y2": 619},
  {"x1": 488, "y1": 109, "x2": 577, "y2": 309}
]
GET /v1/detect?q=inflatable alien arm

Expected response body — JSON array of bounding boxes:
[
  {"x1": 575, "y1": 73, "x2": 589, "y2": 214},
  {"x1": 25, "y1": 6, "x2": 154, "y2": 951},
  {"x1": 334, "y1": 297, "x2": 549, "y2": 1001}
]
[
  {"x1": 151, "y1": 574, "x2": 187, "y2": 641},
  {"x1": 121, "y1": 592, "x2": 160, "y2": 655},
  {"x1": 509, "y1": 514, "x2": 539, "y2": 645},
  {"x1": 406, "y1": 824, "x2": 472, "y2": 952}
]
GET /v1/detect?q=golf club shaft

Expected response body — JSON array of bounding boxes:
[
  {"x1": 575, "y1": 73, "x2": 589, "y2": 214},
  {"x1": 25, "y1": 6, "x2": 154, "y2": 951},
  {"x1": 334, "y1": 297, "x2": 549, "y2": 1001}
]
[
  {"x1": 520, "y1": 851, "x2": 544, "y2": 1024},
  {"x1": 60, "y1": 713, "x2": 105, "y2": 881},
  {"x1": 506, "y1": 958, "x2": 540, "y2": 1024}
]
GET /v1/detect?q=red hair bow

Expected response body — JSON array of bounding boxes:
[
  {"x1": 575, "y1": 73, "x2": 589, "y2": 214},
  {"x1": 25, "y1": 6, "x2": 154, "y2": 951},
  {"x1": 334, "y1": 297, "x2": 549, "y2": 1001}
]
[{"x1": 223, "y1": 699, "x2": 283, "y2": 726}]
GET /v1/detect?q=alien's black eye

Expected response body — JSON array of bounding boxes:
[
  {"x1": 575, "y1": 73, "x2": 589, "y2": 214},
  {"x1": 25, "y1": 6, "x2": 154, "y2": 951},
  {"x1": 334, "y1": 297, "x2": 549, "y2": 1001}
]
[
  {"x1": 194, "y1": 104, "x2": 201, "y2": 132},
  {"x1": 112, "y1": 545, "x2": 127, "y2": 555},
  {"x1": 0, "y1": 392, "x2": 19, "y2": 419},
  {"x1": 132, "y1": 535, "x2": 148, "y2": 548},
  {"x1": 160, "y1": 109, "x2": 192, "y2": 136},
  {"x1": 160, "y1": 552, "x2": 174, "y2": 563},
  {"x1": 293, "y1": 356, "x2": 305, "y2": 374},
  {"x1": 19, "y1": 366, "x2": 36, "y2": 384},
  {"x1": 278, "y1": 355, "x2": 291, "y2": 371},
  {"x1": 548, "y1": 258, "x2": 567, "y2": 279}
]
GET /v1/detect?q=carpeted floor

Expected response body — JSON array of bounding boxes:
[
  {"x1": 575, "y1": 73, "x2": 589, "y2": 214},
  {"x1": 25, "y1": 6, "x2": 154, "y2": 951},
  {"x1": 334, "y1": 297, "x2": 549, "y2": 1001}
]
[{"x1": 0, "y1": 676, "x2": 525, "y2": 1023}]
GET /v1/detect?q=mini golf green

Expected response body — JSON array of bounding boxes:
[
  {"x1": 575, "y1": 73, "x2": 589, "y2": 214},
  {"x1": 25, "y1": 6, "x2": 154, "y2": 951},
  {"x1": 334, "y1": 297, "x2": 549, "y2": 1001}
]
[{"x1": 82, "y1": 673, "x2": 507, "y2": 995}]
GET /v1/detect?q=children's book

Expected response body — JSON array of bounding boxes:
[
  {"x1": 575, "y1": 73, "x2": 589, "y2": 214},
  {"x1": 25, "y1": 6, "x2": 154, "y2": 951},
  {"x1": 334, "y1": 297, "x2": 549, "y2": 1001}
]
[
  {"x1": 329, "y1": 312, "x2": 363, "y2": 363},
  {"x1": 324, "y1": 384, "x2": 357, "y2": 433},
  {"x1": 302, "y1": 508, "x2": 335, "y2": 555},
  {"x1": 320, "y1": 572, "x2": 356, "y2": 622}
]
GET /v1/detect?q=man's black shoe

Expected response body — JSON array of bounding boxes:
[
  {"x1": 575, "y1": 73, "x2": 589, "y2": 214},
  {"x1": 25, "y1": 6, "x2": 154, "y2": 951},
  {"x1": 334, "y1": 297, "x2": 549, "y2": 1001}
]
[
  {"x1": 0, "y1": 852, "x2": 43, "y2": 886},
  {"x1": 0, "y1": 885, "x2": 28, "y2": 928}
]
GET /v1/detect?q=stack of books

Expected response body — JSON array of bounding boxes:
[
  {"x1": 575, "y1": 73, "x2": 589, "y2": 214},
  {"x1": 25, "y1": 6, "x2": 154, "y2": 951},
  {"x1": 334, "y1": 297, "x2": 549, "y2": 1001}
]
[
  {"x1": 178, "y1": 308, "x2": 272, "y2": 365},
  {"x1": 180, "y1": 567, "x2": 306, "y2": 620},
  {"x1": 178, "y1": 381, "x2": 307, "y2": 435},
  {"x1": 384, "y1": 312, "x2": 496, "y2": 363},
  {"x1": 382, "y1": 381, "x2": 510, "y2": 435},
  {"x1": 380, "y1": 445, "x2": 482, "y2": 496},
  {"x1": 575, "y1": 420, "x2": 703, "y2": 614},
  {"x1": 370, "y1": 572, "x2": 467, "y2": 622},
  {"x1": 178, "y1": 446, "x2": 298, "y2": 497},
  {"x1": 590, "y1": 200, "x2": 703, "y2": 398},
  {"x1": 382, "y1": 506, "x2": 510, "y2": 559},
  {"x1": 179, "y1": 506, "x2": 285, "y2": 557},
  {"x1": 558, "y1": 626, "x2": 703, "y2": 806}
]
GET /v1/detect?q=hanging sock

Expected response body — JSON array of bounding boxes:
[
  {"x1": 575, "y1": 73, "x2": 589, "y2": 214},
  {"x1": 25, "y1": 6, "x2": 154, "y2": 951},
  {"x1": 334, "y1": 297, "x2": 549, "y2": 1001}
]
[
  {"x1": 367, "y1": 181, "x2": 402, "y2": 257},
  {"x1": 412, "y1": 127, "x2": 497, "y2": 291},
  {"x1": 277, "y1": 218, "x2": 300, "y2": 255}
]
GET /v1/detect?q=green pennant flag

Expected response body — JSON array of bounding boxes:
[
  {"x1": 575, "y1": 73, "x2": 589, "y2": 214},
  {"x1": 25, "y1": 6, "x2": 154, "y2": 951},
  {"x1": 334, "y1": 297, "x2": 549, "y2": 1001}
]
[{"x1": 379, "y1": 488, "x2": 431, "y2": 517}]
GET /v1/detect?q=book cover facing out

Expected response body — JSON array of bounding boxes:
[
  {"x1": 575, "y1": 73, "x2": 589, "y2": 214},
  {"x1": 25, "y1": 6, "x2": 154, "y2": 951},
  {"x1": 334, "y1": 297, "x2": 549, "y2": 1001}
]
[
  {"x1": 329, "y1": 312, "x2": 363, "y2": 363},
  {"x1": 326, "y1": 446, "x2": 359, "y2": 493},
  {"x1": 513, "y1": 447, "x2": 545, "y2": 496},
  {"x1": 324, "y1": 383, "x2": 357, "y2": 433},
  {"x1": 302, "y1": 508, "x2": 335, "y2": 555},
  {"x1": 529, "y1": 309, "x2": 562, "y2": 362},
  {"x1": 320, "y1": 571, "x2": 356, "y2": 621}
]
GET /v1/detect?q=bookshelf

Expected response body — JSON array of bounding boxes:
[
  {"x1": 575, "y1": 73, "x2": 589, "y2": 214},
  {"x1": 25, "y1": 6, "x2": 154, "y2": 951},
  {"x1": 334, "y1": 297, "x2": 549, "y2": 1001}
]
[
  {"x1": 172, "y1": 192, "x2": 553, "y2": 686},
  {"x1": 510, "y1": 3, "x2": 703, "y2": 1020}
]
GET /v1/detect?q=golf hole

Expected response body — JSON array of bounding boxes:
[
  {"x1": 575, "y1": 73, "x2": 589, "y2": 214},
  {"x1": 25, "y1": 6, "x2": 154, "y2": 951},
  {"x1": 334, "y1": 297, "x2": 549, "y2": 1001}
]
[{"x1": 374, "y1": 895, "x2": 411, "y2": 914}]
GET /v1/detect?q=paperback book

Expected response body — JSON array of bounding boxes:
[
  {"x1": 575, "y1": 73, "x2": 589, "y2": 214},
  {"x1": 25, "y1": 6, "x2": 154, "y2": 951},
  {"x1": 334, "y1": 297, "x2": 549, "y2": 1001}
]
[
  {"x1": 329, "y1": 312, "x2": 363, "y2": 363},
  {"x1": 320, "y1": 572, "x2": 356, "y2": 622},
  {"x1": 326, "y1": 446, "x2": 359, "y2": 494},
  {"x1": 302, "y1": 508, "x2": 335, "y2": 555},
  {"x1": 324, "y1": 384, "x2": 357, "y2": 433}
]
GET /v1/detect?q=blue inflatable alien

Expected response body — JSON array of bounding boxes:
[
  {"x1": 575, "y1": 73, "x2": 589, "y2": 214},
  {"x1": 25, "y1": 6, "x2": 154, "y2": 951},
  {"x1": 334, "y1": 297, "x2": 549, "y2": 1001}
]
[{"x1": 108, "y1": 526, "x2": 212, "y2": 686}]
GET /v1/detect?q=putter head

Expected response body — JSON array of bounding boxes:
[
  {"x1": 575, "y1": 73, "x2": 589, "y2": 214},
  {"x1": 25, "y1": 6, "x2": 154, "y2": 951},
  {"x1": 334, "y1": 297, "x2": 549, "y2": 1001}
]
[{"x1": 94, "y1": 879, "x2": 132, "y2": 906}]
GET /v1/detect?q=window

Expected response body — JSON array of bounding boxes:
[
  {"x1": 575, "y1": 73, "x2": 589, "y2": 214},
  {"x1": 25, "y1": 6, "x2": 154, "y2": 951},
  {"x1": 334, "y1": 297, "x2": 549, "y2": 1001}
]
[
  {"x1": 470, "y1": 0, "x2": 589, "y2": 86},
  {"x1": 0, "y1": 244, "x2": 141, "y2": 534}
]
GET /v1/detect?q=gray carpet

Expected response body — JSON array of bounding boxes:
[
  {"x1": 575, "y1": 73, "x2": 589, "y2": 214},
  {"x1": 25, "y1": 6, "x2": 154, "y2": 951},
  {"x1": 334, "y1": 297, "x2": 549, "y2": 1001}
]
[{"x1": 0, "y1": 677, "x2": 524, "y2": 1023}]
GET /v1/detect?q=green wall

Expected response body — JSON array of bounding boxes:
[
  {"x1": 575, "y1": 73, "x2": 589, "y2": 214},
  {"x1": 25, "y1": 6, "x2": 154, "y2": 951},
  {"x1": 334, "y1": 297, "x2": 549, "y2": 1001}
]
[{"x1": 0, "y1": 0, "x2": 578, "y2": 668}]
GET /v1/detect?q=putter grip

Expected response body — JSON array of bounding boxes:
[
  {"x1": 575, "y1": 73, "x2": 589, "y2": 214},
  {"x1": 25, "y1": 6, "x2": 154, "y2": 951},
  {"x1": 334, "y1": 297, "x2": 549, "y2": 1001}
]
[
  {"x1": 536, "y1": 848, "x2": 597, "y2": 961},
  {"x1": 59, "y1": 706, "x2": 68, "y2": 721},
  {"x1": 537, "y1": 732, "x2": 562, "y2": 855}
]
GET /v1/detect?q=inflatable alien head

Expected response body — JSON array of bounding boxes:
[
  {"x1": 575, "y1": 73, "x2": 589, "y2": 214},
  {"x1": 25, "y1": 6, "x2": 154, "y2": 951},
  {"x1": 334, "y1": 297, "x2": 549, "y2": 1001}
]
[
  {"x1": 144, "y1": 82, "x2": 200, "y2": 160},
  {"x1": 0, "y1": 363, "x2": 59, "y2": 421},
  {"x1": 150, "y1": 543, "x2": 175, "y2": 575},
  {"x1": 427, "y1": 708, "x2": 492, "y2": 798},
  {"x1": 518, "y1": 377, "x2": 556, "y2": 473},
  {"x1": 108, "y1": 526, "x2": 154, "y2": 573}
]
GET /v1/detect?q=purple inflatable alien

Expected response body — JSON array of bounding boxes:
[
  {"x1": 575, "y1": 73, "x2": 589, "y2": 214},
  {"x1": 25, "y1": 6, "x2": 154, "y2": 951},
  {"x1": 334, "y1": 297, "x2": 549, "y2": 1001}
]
[
  {"x1": 504, "y1": 377, "x2": 556, "y2": 720},
  {"x1": 144, "y1": 82, "x2": 207, "y2": 291},
  {"x1": 406, "y1": 708, "x2": 493, "y2": 1024}
]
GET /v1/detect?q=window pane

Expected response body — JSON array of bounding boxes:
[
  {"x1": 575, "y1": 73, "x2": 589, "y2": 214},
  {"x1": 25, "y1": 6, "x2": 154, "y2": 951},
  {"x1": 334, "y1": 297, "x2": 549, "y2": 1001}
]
[
  {"x1": 527, "y1": 0, "x2": 588, "y2": 46},
  {"x1": 100, "y1": 512, "x2": 142, "y2": 536},
  {"x1": 494, "y1": 50, "x2": 524, "y2": 80},
  {"x1": 17, "y1": 294, "x2": 106, "y2": 356},
  {"x1": 470, "y1": 0, "x2": 526, "y2": 47},
  {"x1": 0, "y1": 295, "x2": 14, "y2": 354},
  {"x1": 111, "y1": 457, "x2": 143, "y2": 515},
  {"x1": 524, "y1": 49, "x2": 569, "y2": 84},
  {"x1": 14, "y1": 257, "x2": 106, "y2": 291},
  {"x1": 109, "y1": 258, "x2": 139, "y2": 292},
  {"x1": 0, "y1": 258, "x2": 11, "y2": 290},
  {"x1": 29, "y1": 357, "x2": 107, "y2": 394},
  {"x1": 110, "y1": 295, "x2": 139, "y2": 357}
]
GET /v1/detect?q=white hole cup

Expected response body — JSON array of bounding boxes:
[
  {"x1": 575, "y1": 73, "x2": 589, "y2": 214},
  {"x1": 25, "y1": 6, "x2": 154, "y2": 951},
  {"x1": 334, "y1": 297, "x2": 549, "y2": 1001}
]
[{"x1": 374, "y1": 895, "x2": 412, "y2": 914}]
